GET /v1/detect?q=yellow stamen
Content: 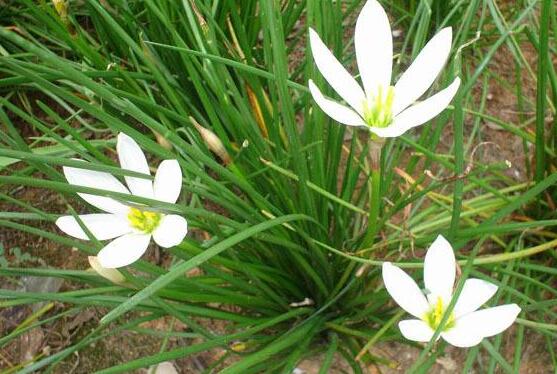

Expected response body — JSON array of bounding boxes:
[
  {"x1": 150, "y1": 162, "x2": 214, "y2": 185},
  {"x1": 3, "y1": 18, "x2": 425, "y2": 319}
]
[
  {"x1": 362, "y1": 85, "x2": 395, "y2": 128},
  {"x1": 128, "y1": 208, "x2": 161, "y2": 233},
  {"x1": 423, "y1": 296, "x2": 455, "y2": 331}
]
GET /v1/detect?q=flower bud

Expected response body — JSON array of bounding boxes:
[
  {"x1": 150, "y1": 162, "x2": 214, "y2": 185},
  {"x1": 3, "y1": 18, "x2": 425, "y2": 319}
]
[
  {"x1": 154, "y1": 131, "x2": 173, "y2": 150},
  {"x1": 190, "y1": 116, "x2": 231, "y2": 165},
  {"x1": 88, "y1": 256, "x2": 127, "y2": 286}
]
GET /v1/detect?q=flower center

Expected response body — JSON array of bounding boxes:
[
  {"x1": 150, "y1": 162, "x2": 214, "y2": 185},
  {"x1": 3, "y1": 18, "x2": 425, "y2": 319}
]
[
  {"x1": 128, "y1": 207, "x2": 161, "y2": 234},
  {"x1": 362, "y1": 85, "x2": 395, "y2": 128},
  {"x1": 423, "y1": 296, "x2": 456, "y2": 331}
]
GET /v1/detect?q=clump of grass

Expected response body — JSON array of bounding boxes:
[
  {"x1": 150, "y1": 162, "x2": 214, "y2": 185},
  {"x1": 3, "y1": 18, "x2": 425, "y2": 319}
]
[{"x1": 0, "y1": 0, "x2": 556, "y2": 372}]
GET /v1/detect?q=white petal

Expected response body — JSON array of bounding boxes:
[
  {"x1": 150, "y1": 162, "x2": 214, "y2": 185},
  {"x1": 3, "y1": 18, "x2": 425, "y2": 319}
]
[
  {"x1": 56, "y1": 214, "x2": 132, "y2": 240},
  {"x1": 442, "y1": 304, "x2": 521, "y2": 347},
  {"x1": 153, "y1": 160, "x2": 182, "y2": 204},
  {"x1": 355, "y1": 0, "x2": 393, "y2": 96},
  {"x1": 309, "y1": 28, "x2": 366, "y2": 114},
  {"x1": 371, "y1": 77, "x2": 460, "y2": 138},
  {"x1": 63, "y1": 164, "x2": 130, "y2": 214},
  {"x1": 382, "y1": 262, "x2": 429, "y2": 319},
  {"x1": 424, "y1": 235, "x2": 455, "y2": 305},
  {"x1": 454, "y1": 279, "x2": 498, "y2": 318},
  {"x1": 117, "y1": 133, "x2": 154, "y2": 199},
  {"x1": 152, "y1": 214, "x2": 188, "y2": 248},
  {"x1": 309, "y1": 80, "x2": 367, "y2": 127},
  {"x1": 97, "y1": 233, "x2": 151, "y2": 268},
  {"x1": 393, "y1": 27, "x2": 453, "y2": 115},
  {"x1": 441, "y1": 328, "x2": 484, "y2": 348},
  {"x1": 460, "y1": 304, "x2": 521, "y2": 338},
  {"x1": 399, "y1": 319, "x2": 434, "y2": 342}
]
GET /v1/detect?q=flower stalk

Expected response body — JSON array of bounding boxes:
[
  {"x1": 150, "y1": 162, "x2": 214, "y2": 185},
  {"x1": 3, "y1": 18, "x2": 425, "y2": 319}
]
[{"x1": 361, "y1": 140, "x2": 383, "y2": 248}]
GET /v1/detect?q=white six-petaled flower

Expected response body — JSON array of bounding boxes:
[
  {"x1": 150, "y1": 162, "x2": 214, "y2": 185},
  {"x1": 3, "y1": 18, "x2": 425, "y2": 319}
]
[
  {"x1": 382, "y1": 235, "x2": 520, "y2": 347},
  {"x1": 56, "y1": 133, "x2": 188, "y2": 268},
  {"x1": 308, "y1": 0, "x2": 461, "y2": 138}
]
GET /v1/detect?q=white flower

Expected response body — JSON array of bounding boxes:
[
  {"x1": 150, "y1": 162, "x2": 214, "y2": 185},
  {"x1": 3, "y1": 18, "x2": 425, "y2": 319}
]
[
  {"x1": 382, "y1": 235, "x2": 520, "y2": 347},
  {"x1": 56, "y1": 133, "x2": 188, "y2": 268},
  {"x1": 308, "y1": 0, "x2": 461, "y2": 138}
]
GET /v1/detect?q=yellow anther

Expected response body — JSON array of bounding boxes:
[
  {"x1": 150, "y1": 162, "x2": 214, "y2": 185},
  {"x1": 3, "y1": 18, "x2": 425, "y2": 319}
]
[
  {"x1": 128, "y1": 208, "x2": 161, "y2": 233},
  {"x1": 362, "y1": 86, "x2": 395, "y2": 128},
  {"x1": 424, "y1": 296, "x2": 455, "y2": 331}
]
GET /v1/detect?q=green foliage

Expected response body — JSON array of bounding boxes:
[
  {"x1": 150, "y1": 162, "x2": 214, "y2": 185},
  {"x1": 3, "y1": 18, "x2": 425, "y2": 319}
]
[{"x1": 0, "y1": 0, "x2": 556, "y2": 372}]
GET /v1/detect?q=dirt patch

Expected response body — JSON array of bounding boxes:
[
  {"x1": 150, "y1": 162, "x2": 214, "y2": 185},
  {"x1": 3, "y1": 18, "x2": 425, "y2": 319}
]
[{"x1": 476, "y1": 42, "x2": 540, "y2": 182}]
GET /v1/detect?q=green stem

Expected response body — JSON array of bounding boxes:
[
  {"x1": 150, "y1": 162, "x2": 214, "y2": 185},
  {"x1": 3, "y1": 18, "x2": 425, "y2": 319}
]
[
  {"x1": 361, "y1": 141, "x2": 383, "y2": 248},
  {"x1": 314, "y1": 237, "x2": 557, "y2": 268},
  {"x1": 534, "y1": 0, "x2": 551, "y2": 183}
]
